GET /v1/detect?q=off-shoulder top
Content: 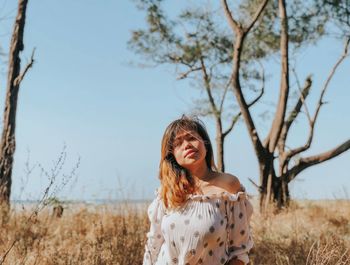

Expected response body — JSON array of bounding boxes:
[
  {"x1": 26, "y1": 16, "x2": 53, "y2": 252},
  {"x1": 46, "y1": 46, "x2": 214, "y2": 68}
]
[{"x1": 142, "y1": 189, "x2": 254, "y2": 265}]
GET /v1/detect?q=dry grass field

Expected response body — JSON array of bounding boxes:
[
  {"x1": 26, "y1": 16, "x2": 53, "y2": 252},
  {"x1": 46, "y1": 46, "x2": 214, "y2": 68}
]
[{"x1": 0, "y1": 199, "x2": 349, "y2": 265}]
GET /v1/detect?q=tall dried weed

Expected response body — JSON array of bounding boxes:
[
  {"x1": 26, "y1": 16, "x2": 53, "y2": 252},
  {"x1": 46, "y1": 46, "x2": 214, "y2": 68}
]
[{"x1": 0, "y1": 199, "x2": 348, "y2": 265}]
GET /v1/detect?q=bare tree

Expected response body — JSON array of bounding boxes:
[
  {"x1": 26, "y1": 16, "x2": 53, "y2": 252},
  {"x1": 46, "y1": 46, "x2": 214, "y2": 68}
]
[
  {"x1": 0, "y1": 0, "x2": 33, "y2": 208},
  {"x1": 222, "y1": 0, "x2": 350, "y2": 210},
  {"x1": 129, "y1": 1, "x2": 265, "y2": 172}
]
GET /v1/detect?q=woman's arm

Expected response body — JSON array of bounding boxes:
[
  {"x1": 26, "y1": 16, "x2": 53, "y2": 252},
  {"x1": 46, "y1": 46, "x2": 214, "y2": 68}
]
[{"x1": 142, "y1": 195, "x2": 165, "y2": 265}]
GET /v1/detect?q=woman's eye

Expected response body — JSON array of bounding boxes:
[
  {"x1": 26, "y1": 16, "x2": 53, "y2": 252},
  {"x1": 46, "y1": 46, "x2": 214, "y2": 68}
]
[{"x1": 173, "y1": 140, "x2": 181, "y2": 147}]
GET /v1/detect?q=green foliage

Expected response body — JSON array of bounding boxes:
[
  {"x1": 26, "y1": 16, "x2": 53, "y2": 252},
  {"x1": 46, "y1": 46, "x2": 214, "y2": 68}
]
[{"x1": 129, "y1": 0, "x2": 349, "y2": 121}]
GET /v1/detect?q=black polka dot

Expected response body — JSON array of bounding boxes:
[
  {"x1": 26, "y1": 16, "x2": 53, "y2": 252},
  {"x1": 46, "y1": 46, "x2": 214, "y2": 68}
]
[
  {"x1": 172, "y1": 257, "x2": 178, "y2": 264},
  {"x1": 198, "y1": 258, "x2": 203, "y2": 264},
  {"x1": 209, "y1": 250, "x2": 213, "y2": 256},
  {"x1": 220, "y1": 258, "x2": 226, "y2": 264},
  {"x1": 198, "y1": 214, "x2": 203, "y2": 219},
  {"x1": 220, "y1": 219, "x2": 224, "y2": 225},
  {"x1": 194, "y1": 231, "x2": 200, "y2": 237},
  {"x1": 242, "y1": 244, "x2": 246, "y2": 249},
  {"x1": 216, "y1": 202, "x2": 220, "y2": 208},
  {"x1": 190, "y1": 249, "x2": 196, "y2": 255},
  {"x1": 240, "y1": 230, "x2": 245, "y2": 235},
  {"x1": 172, "y1": 241, "x2": 176, "y2": 247},
  {"x1": 217, "y1": 237, "x2": 221, "y2": 242},
  {"x1": 219, "y1": 241, "x2": 224, "y2": 247},
  {"x1": 184, "y1": 219, "x2": 190, "y2": 225},
  {"x1": 239, "y1": 212, "x2": 243, "y2": 218},
  {"x1": 204, "y1": 242, "x2": 208, "y2": 248},
  {"x1": 209, "y1": 226, "x2": 215, "y2": 233},
  {"x1": 229, "y1": 240, "x2": 233, "y2": 245},
  {"x1": 157, "y1": 234, "x2": 162, "y2": 239},
  {"x1": 180, "y1": 236, "x2": 185, "y2": 242},
  {"x1": 230, "y1": 206, "x2": 234, "y2": 212},
  {"x1": 230, "y1": 223, "x2": 234, "y2": 229}
]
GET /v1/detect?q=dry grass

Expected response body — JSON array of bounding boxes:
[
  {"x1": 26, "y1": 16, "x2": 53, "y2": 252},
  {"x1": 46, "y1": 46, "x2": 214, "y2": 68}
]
[{"x1": 0, "y1": 200, "x2": 349, "y2": 265}]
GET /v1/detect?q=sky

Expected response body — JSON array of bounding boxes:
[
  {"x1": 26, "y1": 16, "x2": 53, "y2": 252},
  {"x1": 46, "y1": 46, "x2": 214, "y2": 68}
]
[{"x1": 0, "y1": 0, "x2": 348, "y2": 202}]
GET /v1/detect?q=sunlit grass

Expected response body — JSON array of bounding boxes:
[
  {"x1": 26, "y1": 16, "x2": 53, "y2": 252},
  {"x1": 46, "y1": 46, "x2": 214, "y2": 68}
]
[{"x1": 0, "y1": 200, "x2": 349, "y2": 265}]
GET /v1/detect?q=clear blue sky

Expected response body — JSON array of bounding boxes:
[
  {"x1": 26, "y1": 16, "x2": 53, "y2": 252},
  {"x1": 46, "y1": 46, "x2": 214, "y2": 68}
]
[{"x1": 0, "y1": 1, "x2": 348, "y2": 201}]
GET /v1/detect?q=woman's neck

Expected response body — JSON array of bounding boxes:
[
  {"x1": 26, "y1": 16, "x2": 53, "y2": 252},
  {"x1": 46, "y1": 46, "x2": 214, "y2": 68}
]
[{"x1": 190, "y1": 164, "x2": 214, "y2": 182}]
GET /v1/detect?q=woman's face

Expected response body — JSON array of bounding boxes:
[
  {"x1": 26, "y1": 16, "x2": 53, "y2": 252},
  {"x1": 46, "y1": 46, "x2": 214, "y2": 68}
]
[{"x1": 172, "y1": 129, "x2": 207, "y2": 171}]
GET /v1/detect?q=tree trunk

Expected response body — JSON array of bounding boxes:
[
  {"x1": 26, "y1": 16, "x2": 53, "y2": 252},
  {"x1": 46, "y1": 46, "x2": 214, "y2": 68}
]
[
  {"x1": 260, "y1": 169, "x2": 290, "y2": 210},
  {"x1": 215, "y1": 119, "x2": 225, "y2": 172},
  {"x1": 0, "y1": 0, "x2": 29, "y2": 207}
]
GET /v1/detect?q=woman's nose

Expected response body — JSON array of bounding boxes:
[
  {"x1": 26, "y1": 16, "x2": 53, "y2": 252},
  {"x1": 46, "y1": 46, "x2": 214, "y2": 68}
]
[{"x1": 183, "y1": 140, "x2": 193, "y2": 149}]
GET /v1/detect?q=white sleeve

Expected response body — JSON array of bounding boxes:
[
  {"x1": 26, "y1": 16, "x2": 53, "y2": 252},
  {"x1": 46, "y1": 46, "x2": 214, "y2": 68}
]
[
  {"x1": 142, "y1": 195, "x2": 165, "y2": 265},
  {"x1": 226, "y1": 193, "x2": 254, "y2": 265}
]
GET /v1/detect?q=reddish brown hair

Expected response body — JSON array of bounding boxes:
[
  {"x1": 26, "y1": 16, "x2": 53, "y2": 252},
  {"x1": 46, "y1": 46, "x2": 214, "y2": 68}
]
[{"x1": 159, "y1": 115, "x2": 217, "y2": 209}]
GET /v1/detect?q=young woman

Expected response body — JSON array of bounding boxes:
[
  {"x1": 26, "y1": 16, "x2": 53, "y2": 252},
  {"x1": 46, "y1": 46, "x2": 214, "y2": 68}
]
[{"x1": 143, "y1": 115, "x2": 254, "y2": 265}]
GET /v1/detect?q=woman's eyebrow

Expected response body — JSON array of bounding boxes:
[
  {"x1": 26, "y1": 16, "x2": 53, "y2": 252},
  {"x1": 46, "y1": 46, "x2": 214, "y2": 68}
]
[{"x1": 174, "y1": 132, "x2": 193, "y2": 140}]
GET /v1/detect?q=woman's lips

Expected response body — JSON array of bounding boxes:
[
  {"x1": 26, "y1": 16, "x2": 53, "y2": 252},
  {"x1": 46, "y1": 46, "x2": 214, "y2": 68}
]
[{"x1": 184, "y1": 150, "x2": 197, "y2": 158}]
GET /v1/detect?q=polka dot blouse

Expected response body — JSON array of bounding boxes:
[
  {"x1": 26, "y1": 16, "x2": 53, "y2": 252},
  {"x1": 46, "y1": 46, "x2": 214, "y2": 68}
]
[{"x1": 142, "y1": 188, "x2": 254, "y2": 265}]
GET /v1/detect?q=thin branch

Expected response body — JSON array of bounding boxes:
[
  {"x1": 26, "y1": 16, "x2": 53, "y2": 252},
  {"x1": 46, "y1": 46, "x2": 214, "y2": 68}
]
[
  {"x1": 200, "y1": 56, "x2": 219, "y2": 116},
  {"x1": 223, "y1": 78, "x2": 264, "y2": 137},
  {"x1": 284, "y1": 76, "x2": 312, "y2": 136},
  {"x1": 292, "y1": 69, "x2": 312, "y2": 123},
  {"x1": 248, "y1": 61, "x2": 265, "y2": 108},
  {"x1": 223, "y1": 112, "x2": 240, "y2": 138},
  {"x1": 313, "y1": 37, "x2": 350, "y2": 127},
  {"x1": 244, "y1": 0, "x2": 269, "y2": 33},
  {"x1": 219, "y1": 76, "x2": 232, "y2": 114},
  {"x1": 14, "y1": 48, "x2": 35, "y2": 87},
  {"x1": 248, "y1": 177, "x2": 262, "y2": 192},
  {"x1": 177, "y1": 66, "x2": 201, "y2": 80},
  {"x1": 221, "y1": 0, "x2": 241, "y2": 34}
]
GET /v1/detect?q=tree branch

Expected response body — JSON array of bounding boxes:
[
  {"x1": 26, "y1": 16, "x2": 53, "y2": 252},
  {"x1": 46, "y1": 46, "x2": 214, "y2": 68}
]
[
  {"x1": 248, "y1": 177, "x2": 262, "y2": 192},
  {"x1": 278, "y1": 75, "x2": 312, "y2": 154},
  {"x1": 287, "y1": 139, "x2": 350, "y2": 182},
  {"x1": 223, "y1": 113, "x2": 240, "y2": 138},
  {"x1": 222, "y1": 81, "x2": 264, "y2": 138},
  {"x1": 312, "y1": 37, "x2": 350, "y2": 128},
  {"x1": 177, "y1": 66, "x2": 201, "y2": 80},
  {"x1": 292, "y1": 69, "x2": 313, "y2": 123},
  {"x1": 284, "y1": 37, "x2": 350, "y2": 161},
  {"x1": 222, "y1": 1, "x2": 268, "y2": 163},
  {"x1": 221, "y1": 0, "x2": 242, "y2": 34},
  {"x1": 266, "y1": 0, "x2": 289, "y2": 153},
  {"x1": 244, "y1": 0, "x2": 269, "y2": 33},
  {"x1": 14, "y1": 48, "x2": 35, "y2": 87},
  {"x1": 200, "y1": 56, "x2": 219, "y2": 117},
  {"x1": 219, "y1": 77, "x2": 231, "y2": 114}
]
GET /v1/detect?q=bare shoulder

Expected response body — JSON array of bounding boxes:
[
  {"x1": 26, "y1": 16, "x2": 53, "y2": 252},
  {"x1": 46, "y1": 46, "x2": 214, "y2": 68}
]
[{"x1": 212, "y1": 172, "x2": 242, "y2": 194}]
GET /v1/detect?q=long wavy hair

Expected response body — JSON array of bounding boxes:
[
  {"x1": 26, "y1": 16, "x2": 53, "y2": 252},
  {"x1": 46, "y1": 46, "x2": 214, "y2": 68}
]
[{"x1": 159, "y1": 115, "x2": 217, "y2": 209}]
